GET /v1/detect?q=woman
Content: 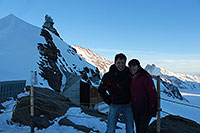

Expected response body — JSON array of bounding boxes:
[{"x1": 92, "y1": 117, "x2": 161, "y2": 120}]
[{"x1": 128, "y1": 59, "x2": 158, "y2": 133}]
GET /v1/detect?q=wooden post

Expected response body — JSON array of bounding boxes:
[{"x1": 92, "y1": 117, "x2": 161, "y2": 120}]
[
  {"x1": 30, "y1": 71, "x2": 34, "y2": 133},
  {"x1": 156, "y1": 76, "x2": 161, "y2": 133}
]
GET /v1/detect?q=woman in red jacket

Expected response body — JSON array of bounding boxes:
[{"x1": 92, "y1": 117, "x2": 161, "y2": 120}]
[{"x1": 128, "y1": 59, "x2": 158, "y2": 133}]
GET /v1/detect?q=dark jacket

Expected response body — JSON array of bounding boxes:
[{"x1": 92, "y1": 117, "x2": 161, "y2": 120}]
[
  {"x1": 98, "y1": 64, "x2": 131, "y2": 105},
  {"x1": 130, "y1": 73, "x2": 158, "y2": 117}
]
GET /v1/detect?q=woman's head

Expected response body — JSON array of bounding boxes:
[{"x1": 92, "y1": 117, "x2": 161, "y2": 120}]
[
  {"x1": 128, "y1": 59, "x2": 151, "y2": 77},
  {"x1": 128, "y1": 59, "x2": 141, "y2": 75}
]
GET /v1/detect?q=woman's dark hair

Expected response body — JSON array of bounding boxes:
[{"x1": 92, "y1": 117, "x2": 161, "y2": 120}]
[
  {"x1": 128, "y1": 59, "x2": 151, "y2": 77},
  {"x1": 114, "y1": 53, "x2": 127, "y2": 63}
]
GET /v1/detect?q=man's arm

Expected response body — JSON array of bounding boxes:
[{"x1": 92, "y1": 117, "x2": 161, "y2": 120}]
[{"x1": 98, "y1": 75, "x2": 111, "y2": 105}]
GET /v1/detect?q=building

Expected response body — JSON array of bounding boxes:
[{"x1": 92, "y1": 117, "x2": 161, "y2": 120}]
[
  {"x1": 0, "y1": 80, "x2": 26, "y2": 98},
  {"x1": 62, "y1": 71, "x2": 102, "y2": 107}
]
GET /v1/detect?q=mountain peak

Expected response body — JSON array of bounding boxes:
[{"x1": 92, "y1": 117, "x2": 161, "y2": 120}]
[
  {"x1": 73, "y1": 45, "x2": 113, "y2": 74},
  {"x1": 145, "y1": 64, "x2": 161, "y2": 76},
  {"x1": 7, "y1": 13, "x2": 16, "y2": 18},
  {"x1": 1, "y1": 14, "x2": 20, "y2": 22},
  {"x1": 0, "y1": 14, "x2": 38, "y2": 32}
]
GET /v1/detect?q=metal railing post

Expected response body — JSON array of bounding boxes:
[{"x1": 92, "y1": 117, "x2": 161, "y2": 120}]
[
  {"x1": 156, "y1": 76, "x2": 161, "y2": 133},
  {"x1": 30, "y1": 71, "x2": 35, "y2": 133}
]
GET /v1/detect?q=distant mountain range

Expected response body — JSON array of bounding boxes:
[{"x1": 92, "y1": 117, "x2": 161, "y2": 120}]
[{"x1": 145, "y1": 64, "x2": 200, "y2": 90}]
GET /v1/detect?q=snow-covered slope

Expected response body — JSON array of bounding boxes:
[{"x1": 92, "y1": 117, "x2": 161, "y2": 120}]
[
  {"x1": 73, "y1": 45, "x2": 113, "y2": 74},
  {"x1": 0, "y1": 14, "x2": 44, "y2": 83},
  {"x1": 0, "y1": 14, "x2": 101, "y2": 89}
]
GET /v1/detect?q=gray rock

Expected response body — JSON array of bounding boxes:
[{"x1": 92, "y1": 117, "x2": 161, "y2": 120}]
[
  {"x1": 11, "y1": 87, "x2": 70, "y2": 129},
  {"x1": 148, "y1": 115, "x2": 200, "y2": 133}
]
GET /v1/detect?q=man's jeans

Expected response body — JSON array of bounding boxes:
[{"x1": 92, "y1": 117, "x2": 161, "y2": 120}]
[{"x1": 106, "y1": 103, "x2": 134, "y2": 133}]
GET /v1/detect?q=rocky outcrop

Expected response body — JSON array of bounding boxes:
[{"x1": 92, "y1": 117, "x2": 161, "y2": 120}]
[
  {"x1": 160, "y1": 79, "x2": 184, "y2": 100},
  {"x1": 37, "y1": 29, "x2": 63, "y2": 92},
  {"x1": 38, "y1": 16, "x2": 102, "y2": 94},
  {"x1": 79, "y1": 67, "x2": 101, "y2": 85},
  {"x1": 42, "y1": 15, "x2": 62, "y2": 40},
  {"x1": 11, "y1": 87, "x2": 70, "y2": 129},
  {"x1": 37, "y1": 29, "x2": 102, "y2": 93},
  {"x1": 148, "y1": 115, "x2": 200, "y2": 133}
]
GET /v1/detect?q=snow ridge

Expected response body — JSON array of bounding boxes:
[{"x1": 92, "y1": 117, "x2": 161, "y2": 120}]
[
  {"x1": 73, "y1": 45, "x2": 113, "y2": 74},
  {"x1": 145, "y1": 64, "x2": 200, "y2": 90}
]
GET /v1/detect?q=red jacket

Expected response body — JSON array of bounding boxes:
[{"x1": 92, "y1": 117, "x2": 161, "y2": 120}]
[{"x1": 130, "y1": 73, "x2": 158, "y2": 117}]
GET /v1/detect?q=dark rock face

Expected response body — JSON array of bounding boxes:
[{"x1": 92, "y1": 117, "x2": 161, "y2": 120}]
[
  {"x1": 79, "y1": 67, "x2": 101, "y2": 85},
  {"x1": 148, "y1": 115, "x2": 200, "y2": 133},
  {"x1": 160, "y1": 79, "x2": 184, "y2": 100},
  {"x1": 11, "y1": 87, "x2": 70, "y2": 129},
  {"x1": 37, "y1": 29, "x2": 63, "y2": 92},
  {"x1": 151, "y1": 76, "x2": 184, "y2": 101}
]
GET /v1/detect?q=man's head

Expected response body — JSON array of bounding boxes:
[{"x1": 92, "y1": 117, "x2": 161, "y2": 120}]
[{"x1": 114, "y1": 53, "x2": 127, "y2": 71}]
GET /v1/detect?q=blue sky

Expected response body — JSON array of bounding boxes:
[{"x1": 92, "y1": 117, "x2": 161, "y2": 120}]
[{"x1": 0, "y1": 0, "x2": 200, "y2": 73}]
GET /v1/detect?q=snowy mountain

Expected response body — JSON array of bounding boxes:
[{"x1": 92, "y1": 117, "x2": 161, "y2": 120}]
[
  {"x1": 145, "y1": 64, "x2": 200, "y2": 90},
  {"x1": 73, "y1": 45, "x2": 113, "y2": 74},
  {"x1": 0, "y1": 14, "x2": 101, "y2": 91}
]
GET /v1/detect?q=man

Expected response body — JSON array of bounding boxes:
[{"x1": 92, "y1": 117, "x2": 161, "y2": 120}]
[{"x1": 98, "y1": 53, "x2": 134, "y2": 133}]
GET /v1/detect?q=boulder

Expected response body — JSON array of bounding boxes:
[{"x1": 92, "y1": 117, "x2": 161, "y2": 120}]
[
  {"x1": 11, "y1": 87, "x2": 70, "y2": 129},
  {"x1": 148, "y1": 115, "x2": 200, "y2": 133}
]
